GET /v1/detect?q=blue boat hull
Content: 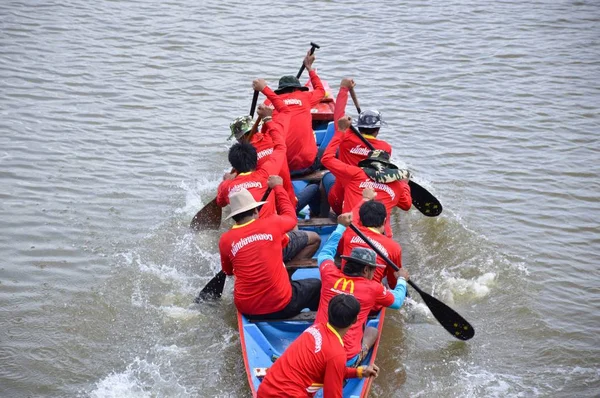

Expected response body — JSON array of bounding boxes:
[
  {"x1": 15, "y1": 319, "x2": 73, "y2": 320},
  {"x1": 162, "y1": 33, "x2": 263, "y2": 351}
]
[{"x1": 237, "y1": 120, "x2": 386, "y2": 397}]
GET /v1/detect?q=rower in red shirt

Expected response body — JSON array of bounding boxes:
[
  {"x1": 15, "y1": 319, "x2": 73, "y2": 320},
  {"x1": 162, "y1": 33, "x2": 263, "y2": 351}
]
[
  {"x1": 217, "y1": 79, "x2": 289, "y2": 218},
  {"x1": 321, "y1": 116, "x2": 412, "y2": 237},
  {"x1": 229, "y1": 100, "x2": 296, "y2": 207},
  {"x1": 219, "y1": 178, "x2": 321, "y2": 319},
  {"x1": 321, "y1": 79, "x2": 394, "y2": 217},
  {"x1": 268, "y1": 50, "x2": 326, "y2": 173},
  {"x1": 257, "y1": 294, "x2": 379, "y2": 398},
  {"x1": 334, "y1": 78, "x2": 392, "y2": 166},
  {"x1": 339, "y1": 198, "x2": 403, "y2": 289},
  {"x1": 315, "y1": 212, "x2": 409, "y2": 366}
]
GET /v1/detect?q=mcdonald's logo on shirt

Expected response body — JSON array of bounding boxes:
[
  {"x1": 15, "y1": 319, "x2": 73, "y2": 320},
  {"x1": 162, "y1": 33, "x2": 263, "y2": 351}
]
[{"x1": 333, "y1": 278, "x2": 355, "y2": 294}]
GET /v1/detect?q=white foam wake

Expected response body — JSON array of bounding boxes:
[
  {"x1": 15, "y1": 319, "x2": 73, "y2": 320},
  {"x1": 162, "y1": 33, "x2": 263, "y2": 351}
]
[{"x1": 89, "y1": 357, "x2": 193, "y2": 398}]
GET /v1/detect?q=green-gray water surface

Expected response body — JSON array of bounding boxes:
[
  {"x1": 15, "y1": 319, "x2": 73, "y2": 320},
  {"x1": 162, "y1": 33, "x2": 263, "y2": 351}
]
[{"x1": 1, "y1": 0, "x2": 599, "y2": 397}]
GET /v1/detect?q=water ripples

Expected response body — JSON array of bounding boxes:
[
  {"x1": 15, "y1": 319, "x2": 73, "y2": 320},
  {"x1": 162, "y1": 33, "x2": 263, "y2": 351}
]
[{"x1": 1, "y1": 0, "x2": 600, "y2": 396}]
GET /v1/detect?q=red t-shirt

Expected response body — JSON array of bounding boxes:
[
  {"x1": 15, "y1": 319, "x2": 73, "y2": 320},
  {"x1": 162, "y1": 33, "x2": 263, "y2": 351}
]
[
  {"x1": 338, "y1": 225, "x2": 402, "y2": 289},
  {"x1": 268, "y1": 70, "x2": 325, "y2": 171},
  {"x1": 321, "y1": 131, "x2": 412, "y2": 236},
  {"x1": 314, "y1": 260, "x2": 395, "y2": 359},
  {"x1": 217, "y1": 87, "x2": 289, "y2": 217},
  {"x1": 257, "y1": 322, "x2": 359, "y2": 398},
  {"x1": 219, "y1": 186, "x2": 297, "y2": 315},
  {"x1": 250, "y1": 131, "x2": 296, "y2": 206},
  {"x1": 333, "y1": 86, "x2": 392, "y2": 166}
]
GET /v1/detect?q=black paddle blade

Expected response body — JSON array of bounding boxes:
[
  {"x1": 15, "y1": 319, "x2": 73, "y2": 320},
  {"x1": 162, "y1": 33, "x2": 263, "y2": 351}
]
[
  {"x1": 190, "y1": 198, "x2": 222, "y2": 231},
  {"x1": 195, "y1": 271, "x2": 226, "y2": 303},
  {"x1": 408, "y1": 181, "x2": 442, "y2": 217},
  {"x1": 409, "y1": 281, "x2": 475, "y2": 340}
]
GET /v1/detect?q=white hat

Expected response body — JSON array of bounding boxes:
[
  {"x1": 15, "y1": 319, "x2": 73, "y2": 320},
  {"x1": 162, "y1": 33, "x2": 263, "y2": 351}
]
[{"x1": 225, "y1": 188, "x2": 268, "y2": 220}]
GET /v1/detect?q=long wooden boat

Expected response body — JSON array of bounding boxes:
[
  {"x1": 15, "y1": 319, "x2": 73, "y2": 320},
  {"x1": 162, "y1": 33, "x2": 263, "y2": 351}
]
[{"x1": 236, "y1": 88, "x2": 387, "y2": 397}]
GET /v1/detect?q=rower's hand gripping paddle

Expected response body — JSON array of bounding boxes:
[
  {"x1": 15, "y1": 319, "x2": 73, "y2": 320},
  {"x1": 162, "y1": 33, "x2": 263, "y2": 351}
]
[{"x1": 296, "y1": 42, "x2": 320, "y2": 79}]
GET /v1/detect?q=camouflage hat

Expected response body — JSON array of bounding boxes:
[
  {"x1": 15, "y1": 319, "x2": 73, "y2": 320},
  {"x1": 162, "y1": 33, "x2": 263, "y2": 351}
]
[
  {"x1": 274, "y1": 75, "x2": 310, "y2": 94},
  {"x1": 359, "y1": 150, "x2": 411, "y2": 184},
  {"x1": 341, "y1": 247, "x2": 385, "y2": 268},
  {"x1": 229, "y1": 115, "x2": 254, "y2": 141},
  {"x1": 358, "y1": 149, "x2": 398, "y2": 170}
]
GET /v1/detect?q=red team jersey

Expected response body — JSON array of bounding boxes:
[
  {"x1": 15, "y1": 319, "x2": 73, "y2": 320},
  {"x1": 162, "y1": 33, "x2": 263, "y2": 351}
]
[
  {"x1": 257, "y1": 322, "x2": 359, "y2": 398},
  {"x1": 315, "y1": 260, "x2": 395, "y2": 359},
  {"x1": 250, "y1": 131, "x2": 296, "y2": 205},
  {"x1": 268, "y1": 70, "x2": 325, "y2": 171},
  {"x1": 218, "y1": 186, "x2": 297, "y2": 315},
  {"x1": 339, "y1": 224, "x2": 402, "y2": 289},
  {"x1": 321, "y1": 131, "x2": 412, "y2": 237},
  {"x1": 325, "y1": 86, "x2": 394, "y2": 212},
  {"x1": 216, "y1": 87, "x2": 289, "y2": 217},
  {"x1": 334, "y1": 86, "x2": 393, "y2": 166}
]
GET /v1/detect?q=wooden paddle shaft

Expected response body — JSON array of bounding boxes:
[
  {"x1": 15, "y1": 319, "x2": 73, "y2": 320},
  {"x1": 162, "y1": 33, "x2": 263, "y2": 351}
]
[{"x1": 349, "y1": 87, "x2": 362, "y2": 114}]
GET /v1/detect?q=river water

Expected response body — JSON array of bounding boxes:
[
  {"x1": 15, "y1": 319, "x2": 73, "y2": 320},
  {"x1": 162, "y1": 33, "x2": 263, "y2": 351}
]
[{"x1": 1, "y1": 0, "x2": 598, "y2": 397}]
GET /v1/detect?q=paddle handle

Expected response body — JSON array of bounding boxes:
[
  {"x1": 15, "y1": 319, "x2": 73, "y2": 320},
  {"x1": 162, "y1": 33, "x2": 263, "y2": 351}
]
[
  {"x1": 349, "y1": 87, "x2": 362, "y2": 114},
  {"x1": 250, "y1": 90, "x2": 259, "y2": 118},
  {"x1": 296, "y1": 42, "x2": 320, "y2": 79}
]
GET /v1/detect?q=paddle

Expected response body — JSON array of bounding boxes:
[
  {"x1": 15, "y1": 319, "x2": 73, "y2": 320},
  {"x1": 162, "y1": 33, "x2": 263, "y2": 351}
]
[
  {"x1": 195, "y1": 188, "x2": 273, "y2": 302},
  {"x1": 250, "y1": 90, "x2": 259, "y2": 118},
  {"x1": 189, "y1": 91, "x2": 263, "y2": 231},
  {"x1": 345, "y1": 90, "x2": 442, "y2": 217},
  {"x1": 293, "y1": 42, "x2": 318, "y2": 147},
  {"x1": 349, "y1": 86, "x2": 362, "y2": 114},
  {"x1": 190, "y1": 198, "x2": 222, "y2": 231},
  {"x1": 296, "y1": 42, "x2": 320, "y2": 79},
  {"x1": 348, "y1": 223, "x2": 474, "y2": 340}
]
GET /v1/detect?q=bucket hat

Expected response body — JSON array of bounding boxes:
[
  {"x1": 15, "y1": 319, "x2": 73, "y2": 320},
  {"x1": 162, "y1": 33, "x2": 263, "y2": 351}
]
[
  {"x1": 229, "y1": 115, "x2": 254, "y2": 140},
  {"x1": 224, "y1": 188, "x2": 267, "y2": 220},
  {"x1": 274, "y1": 75, "x2": 309, "y2": 94},
  {"x1": 358, "y1": 149, "x2": 398, "y2": 170},
  {"x1": 359, "y1": 150, "x2": 411, "y2": 183}
]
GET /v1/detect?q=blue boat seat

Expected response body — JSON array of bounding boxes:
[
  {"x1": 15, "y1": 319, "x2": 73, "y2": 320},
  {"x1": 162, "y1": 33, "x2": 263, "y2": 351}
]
[{"x1": 314, "y1": 121, "x2": 335, "y2": 150}]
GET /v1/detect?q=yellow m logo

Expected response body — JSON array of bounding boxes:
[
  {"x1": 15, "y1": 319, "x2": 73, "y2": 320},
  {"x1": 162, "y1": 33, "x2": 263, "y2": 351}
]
[{"x1": 333, "y1": 278, "x2": 355, "y2": 294}]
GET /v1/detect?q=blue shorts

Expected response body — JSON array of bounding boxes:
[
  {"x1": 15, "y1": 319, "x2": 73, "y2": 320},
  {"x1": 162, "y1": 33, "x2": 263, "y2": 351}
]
[{"x1": 322, "y1": 172, "x2": 336, "y2": 196}]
